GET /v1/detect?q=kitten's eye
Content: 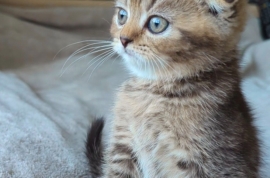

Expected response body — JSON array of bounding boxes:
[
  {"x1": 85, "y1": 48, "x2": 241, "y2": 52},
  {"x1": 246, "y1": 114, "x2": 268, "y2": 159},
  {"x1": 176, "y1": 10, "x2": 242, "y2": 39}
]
[
  {"x1": 118, "y1": 9, "x2": 128, "y2": 25},
  {"x1": 148, "y1": 16, "x2": 169, "y2": 34}
]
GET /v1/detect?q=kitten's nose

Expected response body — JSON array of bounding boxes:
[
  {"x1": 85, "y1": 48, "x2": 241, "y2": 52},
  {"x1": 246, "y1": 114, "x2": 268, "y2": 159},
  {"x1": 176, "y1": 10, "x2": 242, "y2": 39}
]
[{"x1": 120, "y1": 36, "x2": 133, "y2": 48}]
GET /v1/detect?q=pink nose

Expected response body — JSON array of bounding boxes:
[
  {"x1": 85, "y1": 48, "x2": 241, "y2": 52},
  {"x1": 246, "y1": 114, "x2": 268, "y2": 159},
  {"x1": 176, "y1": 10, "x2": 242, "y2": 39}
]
[{"x1": 120, "y1": 37, "x2": 133, "y2": 48}]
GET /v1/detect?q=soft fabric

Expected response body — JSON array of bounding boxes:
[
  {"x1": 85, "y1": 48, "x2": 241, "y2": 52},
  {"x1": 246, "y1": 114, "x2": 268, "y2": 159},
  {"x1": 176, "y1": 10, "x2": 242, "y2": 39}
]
[
  {"x1": 0, "y1": 6, "x2": 269, "y2": 178},
  {"x1": 0, "y1": 58, "x2": 127, "y2": 177},
  {"x1": 241, "y1": 40, "x2": 270, "y2": 177}
]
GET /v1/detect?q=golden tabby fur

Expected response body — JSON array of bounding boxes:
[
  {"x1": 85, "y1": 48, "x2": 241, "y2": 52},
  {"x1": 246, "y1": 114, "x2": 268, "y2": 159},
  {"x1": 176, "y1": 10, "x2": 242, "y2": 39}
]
[{"x1": 86, "y1": 0, "x2": 260, "y2": 177}]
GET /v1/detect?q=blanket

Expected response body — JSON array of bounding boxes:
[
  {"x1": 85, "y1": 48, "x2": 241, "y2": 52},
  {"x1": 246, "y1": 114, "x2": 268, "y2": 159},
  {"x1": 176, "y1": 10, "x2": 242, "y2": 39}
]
[
  {"x1": 0, "y1": 57, "x2": 127, "y2": 177},
  {"x1": 0, "y1": 5, "x2": 269, "y2": 178}
]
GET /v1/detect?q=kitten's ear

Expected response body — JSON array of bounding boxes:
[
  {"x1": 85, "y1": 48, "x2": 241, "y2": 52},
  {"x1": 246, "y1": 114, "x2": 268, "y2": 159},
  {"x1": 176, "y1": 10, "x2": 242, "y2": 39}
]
[{"x1": 204, "y1": 0, "x2": 239, "y2": 15}]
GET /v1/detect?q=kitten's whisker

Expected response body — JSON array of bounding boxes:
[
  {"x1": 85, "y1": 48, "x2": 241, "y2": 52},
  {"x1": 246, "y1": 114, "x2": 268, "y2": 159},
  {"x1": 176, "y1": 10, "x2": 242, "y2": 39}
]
[
  {"x1": 74, "y1": 43, "x2": 113, "y2": 54},
  {"x1": 153, "y1": 58, "x2": 162, "y2": 80},
  {"x1": 147, "y1": 59, "x2": 152, "y2": 78},
  {"x1": 82, "y1": 49, "x2": 114, "y2": 76},
  {"x1": 149, "y1": 59, "x2": 153, "y2": 73},
  {"x1": 158, "y1": 60, "x2": 170, "y2": 81},
  {"x1": 61, "y1": 44, "x2": 113, "y2": 75},
  {"x1": 159, "y1": 60, "x2": 170, "y2": 79},
  {"x1": 53, "y1": 40, "x2": 111, "y2": 61},
  {"x1": 112, "y1": 54, "x2": 121, "y2": 64},
  {"x1": 88, "y1": 51, "x2": 116, "y2": 81},
  {"x1": 149, "y1": 60, "x2": 155, "y2": 83},
  {"x1": 61, "y1": 47, "x2": 113, "y2": 77},
  {"x1": 152, "y1": 54, "x2": 162, "y2": 74},
  {"x1": 160, "y1": 58, "x2": 174, "y2": 71},
  {"x1": 63, "y1": 45, "x2": 112, "y2": 67},
  {"x1": 75, "y1": 46, "x2": 113, "y2": 65},
  {"x1": 60, "y1": 47, "x2": 113, "y2": 76},
  {"x1": 154, "y1": 56, "x2": 165, "y2": 78},
  {"x1": 66, "y1": 43, "x2": 112, "y2": 61},
  {"x1": 102, "y1": 18, "x2": 111, "y2": 26},
  {"x1": 146, "y1": 59, "x2": 151, "y2": 79},
  {"x1": 153, "y1": 54, "x2": 171, "y2": 78},
  {"x1": 143, "y1": 58, "x2": 147, "y2": 76},
  {"x1": 84, "y1": 47, "x2": 114, "y2": 66},
  {"x1": 151, "y1": 57, "x2": 160, "y2": 79},
  {"x1": 151, "y1": 60, "x2": 158, "y2": 80},
  {"x1": 83, "y1": 50, "x2": 114, "y2": 76},
  {"x1": 135, "y1": 57, "x2": 142, "y2": 72},
  {"x1": 84, "y1": 48, "x2": 113, "y2": 65},
  {"x1": 155, "y1": 55, "x2": 177, "y2": 77}
]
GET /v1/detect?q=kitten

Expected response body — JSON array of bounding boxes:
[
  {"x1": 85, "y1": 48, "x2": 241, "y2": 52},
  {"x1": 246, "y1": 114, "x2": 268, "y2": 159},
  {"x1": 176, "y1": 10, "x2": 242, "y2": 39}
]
[{"x1": 86, "y1": 0, "x2": 260, "y2": 177}]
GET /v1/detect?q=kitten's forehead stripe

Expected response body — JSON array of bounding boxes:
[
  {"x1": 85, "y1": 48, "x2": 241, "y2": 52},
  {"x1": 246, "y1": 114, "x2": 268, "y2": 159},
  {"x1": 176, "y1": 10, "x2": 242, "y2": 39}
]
[
  {"x1": 146, "y1": 0, "x2": 158, "y2": 11},
  {"x1": 137, "y1": 0, "x2": 143, "y2": 8}
]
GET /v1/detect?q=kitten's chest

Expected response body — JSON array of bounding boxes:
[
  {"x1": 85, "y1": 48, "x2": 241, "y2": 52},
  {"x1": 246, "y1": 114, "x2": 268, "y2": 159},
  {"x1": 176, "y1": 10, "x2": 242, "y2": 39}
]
[
  {"x1": 115, "y1": 87, "x2": 207, "y2": 149},
  {"x1": 115, "y1": 89, "x2": 208, "y2": 177},
  {"x1": 114, "y1": 83, "x2": 222, "y2": 177}
]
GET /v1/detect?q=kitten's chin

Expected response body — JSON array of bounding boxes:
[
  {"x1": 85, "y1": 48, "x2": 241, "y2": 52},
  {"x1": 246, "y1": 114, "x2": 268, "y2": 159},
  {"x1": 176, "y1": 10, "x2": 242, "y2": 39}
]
[
  {"x1": 113, "y1": 45, "x2": 156, "y2": 80},
  {"x1": 113, "y1": 44, "x2": 177, "y2": 81},
  {"x1": 122, "y1": 53, "x2": 158, "y2": 80}
]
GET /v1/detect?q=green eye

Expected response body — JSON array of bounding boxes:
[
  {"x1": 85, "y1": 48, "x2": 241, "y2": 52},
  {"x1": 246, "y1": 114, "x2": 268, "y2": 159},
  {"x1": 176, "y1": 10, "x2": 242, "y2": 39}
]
[
  {"x1": 118, "y1": 9, "x2": 128, "y2": 25},
  {"x1": 148, "y1": 16, "x2": 169, "y2": 34}
]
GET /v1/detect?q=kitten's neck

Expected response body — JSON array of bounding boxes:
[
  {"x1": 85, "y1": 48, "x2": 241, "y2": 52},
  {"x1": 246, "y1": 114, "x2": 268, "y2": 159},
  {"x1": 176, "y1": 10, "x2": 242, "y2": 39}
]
[{"x1": 125, "y1": 57, "x2": 239, "y2": 100}]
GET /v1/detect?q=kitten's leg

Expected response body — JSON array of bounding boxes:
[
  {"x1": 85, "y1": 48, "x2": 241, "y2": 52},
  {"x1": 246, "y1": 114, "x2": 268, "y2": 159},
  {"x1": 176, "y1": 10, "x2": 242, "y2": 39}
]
[
  {"x1": 151, "y1": 143, "x2": 204, "y2": 178},
  {"x1": 102, "y1": 119, "x2": 141, "y2": 178}
]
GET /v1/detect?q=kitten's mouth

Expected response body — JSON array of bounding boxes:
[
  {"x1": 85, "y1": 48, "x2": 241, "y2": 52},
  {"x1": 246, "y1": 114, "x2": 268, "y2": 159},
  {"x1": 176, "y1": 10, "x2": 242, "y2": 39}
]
[
  {"x1": 120, "y1": 47, "x2": 142, "y2": 61},
  {"x1": 124, "y1": 48, "x2": 129, "y2": 54},
  {"x1": 124, "y1": 49, "x2": 135, "y2": 58}
]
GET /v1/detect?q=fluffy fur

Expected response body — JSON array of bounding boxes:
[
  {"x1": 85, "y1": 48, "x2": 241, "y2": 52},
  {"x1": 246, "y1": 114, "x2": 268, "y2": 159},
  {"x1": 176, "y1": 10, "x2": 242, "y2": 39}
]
[
  {"x1": 86, "y1": 0, "x2": 260, "y2": 177},
  {"x1": 86, "y1": 118, "x2": 104, "y2": 177}
]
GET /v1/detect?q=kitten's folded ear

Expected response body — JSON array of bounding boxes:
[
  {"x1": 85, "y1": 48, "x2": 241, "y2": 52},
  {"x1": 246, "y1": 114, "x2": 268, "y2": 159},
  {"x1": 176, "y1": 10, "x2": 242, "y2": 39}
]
[{"x1": 203, "y1": 0, "x2": 239, "y2": 15}]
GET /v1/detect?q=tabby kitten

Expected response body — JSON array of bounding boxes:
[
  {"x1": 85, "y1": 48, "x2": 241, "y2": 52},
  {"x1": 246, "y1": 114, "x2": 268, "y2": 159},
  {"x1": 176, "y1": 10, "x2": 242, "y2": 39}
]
[{"x1": 86, "y1": 0, "x2": 260, "y2": 177}]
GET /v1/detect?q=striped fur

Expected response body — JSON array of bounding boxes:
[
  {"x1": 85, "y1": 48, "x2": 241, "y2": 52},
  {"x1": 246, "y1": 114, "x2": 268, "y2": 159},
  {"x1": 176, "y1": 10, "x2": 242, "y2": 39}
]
[
  {"x1": 87, "y1": 0, "x2": 260, "y2": 177},
  {"x1": 86, "y1": 118, "x2": 104, "y2": 177}
]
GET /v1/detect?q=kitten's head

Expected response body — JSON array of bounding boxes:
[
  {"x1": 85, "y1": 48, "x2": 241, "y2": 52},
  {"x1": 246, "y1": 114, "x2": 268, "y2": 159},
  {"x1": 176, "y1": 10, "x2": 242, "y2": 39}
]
[{"x1": 111, "y1": 0, "x2": 246, "y2": 80}]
